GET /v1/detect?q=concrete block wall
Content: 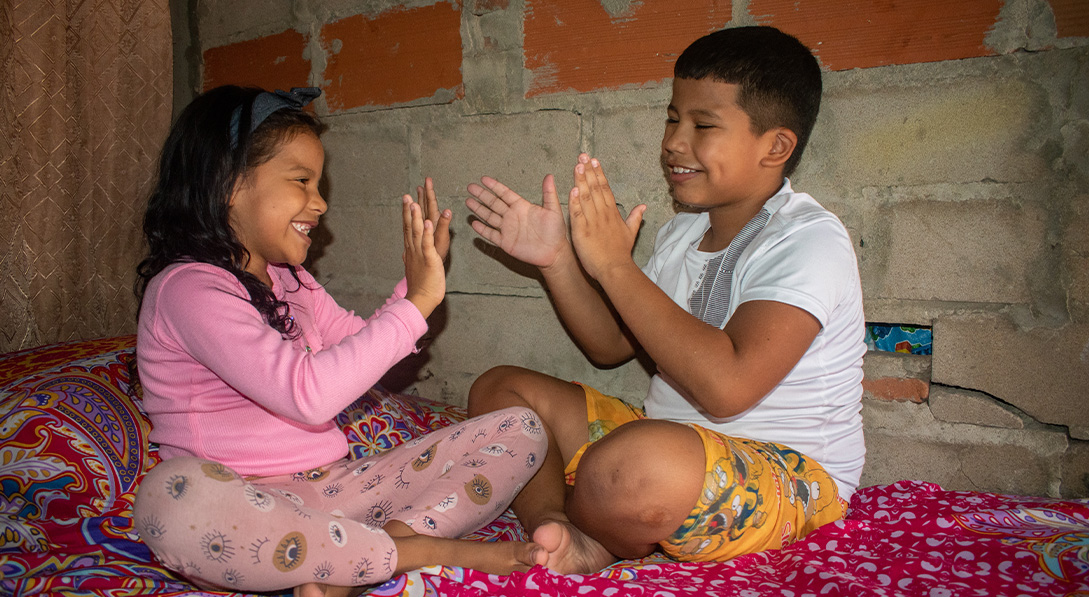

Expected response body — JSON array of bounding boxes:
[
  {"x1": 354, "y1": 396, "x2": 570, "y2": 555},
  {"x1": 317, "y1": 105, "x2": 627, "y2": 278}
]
[{"x1": 172, "y1": 0, "x2": 1089, "y2": 498}]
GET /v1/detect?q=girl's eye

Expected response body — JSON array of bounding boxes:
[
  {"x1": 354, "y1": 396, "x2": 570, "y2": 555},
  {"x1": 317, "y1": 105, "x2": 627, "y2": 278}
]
[
  {"x1": 695, "y1": 124, "x2": 713, "y2": 130},
  {"x1": 297, "y1": 178, "x2": 309, "y2": 184},
  {"x1": 665, "y1": 117, "x2": 679, "y2": 124}
]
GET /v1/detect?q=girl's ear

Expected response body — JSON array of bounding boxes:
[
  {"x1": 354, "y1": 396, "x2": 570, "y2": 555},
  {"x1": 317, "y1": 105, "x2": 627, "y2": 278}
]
[{"x1": 760, "y1": 128, "x2": 797, "y2": 169}]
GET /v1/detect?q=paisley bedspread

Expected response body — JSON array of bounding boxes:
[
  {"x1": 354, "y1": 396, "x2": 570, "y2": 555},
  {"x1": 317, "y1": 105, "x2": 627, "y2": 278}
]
[{"x1": 1, "y1": 337, "x2": 1087, "y2": 597}]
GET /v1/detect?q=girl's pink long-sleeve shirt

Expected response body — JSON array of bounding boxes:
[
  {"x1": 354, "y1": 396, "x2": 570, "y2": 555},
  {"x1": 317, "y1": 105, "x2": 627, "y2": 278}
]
[{"x1": 136, "y1": 262, "x2": 427, "y2": 476}]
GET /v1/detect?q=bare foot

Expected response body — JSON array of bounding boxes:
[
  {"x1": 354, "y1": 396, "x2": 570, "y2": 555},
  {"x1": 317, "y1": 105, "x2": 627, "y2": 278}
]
[{"x1": 532, "y1": 519, "x2": 617, "y2": 575}]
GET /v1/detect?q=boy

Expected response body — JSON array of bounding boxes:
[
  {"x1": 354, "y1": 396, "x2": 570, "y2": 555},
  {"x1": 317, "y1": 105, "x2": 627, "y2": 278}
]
[{"x1": 464, "y1": 26, "x2": 864, "y2": 573}]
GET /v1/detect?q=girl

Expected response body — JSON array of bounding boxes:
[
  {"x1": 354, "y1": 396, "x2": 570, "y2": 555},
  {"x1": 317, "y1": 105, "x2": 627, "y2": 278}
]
[{"x1": 131, "y1": 86, "x2": 547, "y2": 596}]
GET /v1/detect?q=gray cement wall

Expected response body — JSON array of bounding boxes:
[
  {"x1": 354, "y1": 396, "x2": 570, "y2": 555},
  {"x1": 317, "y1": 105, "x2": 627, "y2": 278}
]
[{"x1": 174, "y1": 0, "x2": 1089, "y2": 498}]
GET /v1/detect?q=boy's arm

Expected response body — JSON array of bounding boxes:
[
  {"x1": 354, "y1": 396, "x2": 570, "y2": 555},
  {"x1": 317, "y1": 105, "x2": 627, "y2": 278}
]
[
  {"x1": 466, "y1": 175, "x2": 637, "y2": 365},
  {"x1": 570, "y1": 157, "x2": 819, "y2": 417}
]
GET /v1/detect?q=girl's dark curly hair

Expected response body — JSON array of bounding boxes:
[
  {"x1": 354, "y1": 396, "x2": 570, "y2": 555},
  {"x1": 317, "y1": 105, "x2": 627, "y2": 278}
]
[{"x1": 135, "y1": 85, "x2": 325, "y2": 337}]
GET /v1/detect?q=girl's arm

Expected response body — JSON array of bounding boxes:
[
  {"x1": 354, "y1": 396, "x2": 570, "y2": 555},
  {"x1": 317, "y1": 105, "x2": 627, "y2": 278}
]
[{"x1": 155, "y1": 264, "x2": 427, "y2": 426}]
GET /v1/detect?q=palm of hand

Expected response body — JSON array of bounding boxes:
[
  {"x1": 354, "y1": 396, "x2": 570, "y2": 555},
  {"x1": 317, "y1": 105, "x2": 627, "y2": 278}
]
[{"x1": 499, "y1": 201, "x2": 567, "y2": 268}]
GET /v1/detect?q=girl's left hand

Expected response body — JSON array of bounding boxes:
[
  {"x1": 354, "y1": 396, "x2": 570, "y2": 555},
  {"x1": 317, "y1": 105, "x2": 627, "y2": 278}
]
[
  {"x1": 417, "y1": 177, "x2": 453, "y2": 261},
  {"x1": 402, "y1": 192, "x2": 447, "y2": 319}
]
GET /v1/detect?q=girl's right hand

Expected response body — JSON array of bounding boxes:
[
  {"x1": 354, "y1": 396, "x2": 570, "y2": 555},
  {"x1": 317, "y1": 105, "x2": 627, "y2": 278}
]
[{"x1": 403, "y1": 194, "x2": 446, "y2": 318}]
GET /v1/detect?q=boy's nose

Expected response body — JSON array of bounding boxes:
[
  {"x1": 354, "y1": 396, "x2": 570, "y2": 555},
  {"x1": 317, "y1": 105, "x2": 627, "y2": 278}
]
[
  {"x1": 661, "y1": 129, "x2": 687, "y2": 154},
  {"x1": 311, "y1": 193, "x2": 328, "y2": 215}
]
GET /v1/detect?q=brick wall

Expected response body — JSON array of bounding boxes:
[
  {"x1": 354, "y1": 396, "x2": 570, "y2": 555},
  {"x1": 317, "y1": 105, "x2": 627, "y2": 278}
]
[{"x1": 180, "y1": 0, "x2": 1089, "y2": 497}]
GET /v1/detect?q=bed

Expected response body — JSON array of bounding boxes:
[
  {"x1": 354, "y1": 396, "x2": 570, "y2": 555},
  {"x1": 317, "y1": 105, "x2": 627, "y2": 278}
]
[{"x1": 2, "y1": 336, "x2": 1087, "y2": 596}]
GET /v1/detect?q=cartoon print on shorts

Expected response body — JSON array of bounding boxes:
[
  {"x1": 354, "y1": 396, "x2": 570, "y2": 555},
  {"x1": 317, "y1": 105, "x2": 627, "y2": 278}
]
[
  {"x1": 249, "y1": 537, "x2": 269, "y2": 564},
  {"x1": 757, "y1": 442, "x2": 837, "y2": 524},
  {"x1": 411, "y1": 443, "x2": 438, "y2": 471},
  {"x1": 272, "y1": 531, "x2": 307, "y2": 572},
  {"x1": 669, "y1": 444, "x2": 767, "y2": 558},
  {"x1": 201, "y1": 462, "x2": 236, "y2": 482},
  {"x1": 351, "y1": 460, "x2": 374, "y2": 476},
  {"x1": 293, "y1": 467, "x2": 329, "y2": 483},
  {"x1": 464, "y1": 474, "x2": 493, "y2": 505},
  {"x1": 322, "y1": 482, "x2": 343, "y2": 498}
]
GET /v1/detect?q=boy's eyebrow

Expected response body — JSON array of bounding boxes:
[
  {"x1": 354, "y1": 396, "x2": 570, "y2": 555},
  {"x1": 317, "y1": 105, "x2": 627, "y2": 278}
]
[{"x1": 665, "y1": 104, "x2": 722, "y2": 120}]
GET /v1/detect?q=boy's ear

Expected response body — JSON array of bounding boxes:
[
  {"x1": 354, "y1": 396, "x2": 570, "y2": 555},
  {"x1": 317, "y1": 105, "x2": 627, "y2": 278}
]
[{"x1": 760, "y1": 128, "x2": 798, "y2": 169}]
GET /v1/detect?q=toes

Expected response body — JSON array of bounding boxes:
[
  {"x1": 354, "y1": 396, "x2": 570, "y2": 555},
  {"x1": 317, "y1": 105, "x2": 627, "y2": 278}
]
[{"x1": 531, "y1": 520, "x2": 566, "y2": 553}]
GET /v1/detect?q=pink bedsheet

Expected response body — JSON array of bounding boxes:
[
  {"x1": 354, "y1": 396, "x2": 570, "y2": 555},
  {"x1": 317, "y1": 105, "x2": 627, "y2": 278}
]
[{"x1": 369, "y1": 480, "x2": 1089, "y2": 597}]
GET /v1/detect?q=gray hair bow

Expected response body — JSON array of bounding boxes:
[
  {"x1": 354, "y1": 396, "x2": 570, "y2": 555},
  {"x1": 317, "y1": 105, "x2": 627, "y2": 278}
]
[{"x1": 229, "y1": 87, "x2": 321, "y2": 149}]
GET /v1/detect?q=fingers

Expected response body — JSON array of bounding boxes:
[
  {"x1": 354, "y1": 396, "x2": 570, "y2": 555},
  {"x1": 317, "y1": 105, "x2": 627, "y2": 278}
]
[
  {"x1": 402, "y1": 194, "x2": 434, "y2": 253},
  {"x1": 625, "y1": 204, "x2": 647, "y2": 236},
  {"x1": 541, "y1": 174, "x2": 561, "y2": 213},
  {"x1": 418, "y1": 177, "x2": 439, "y2": 221},
  {"x1": 402, "y1": 194, "x2": 414, "y2": 251}
]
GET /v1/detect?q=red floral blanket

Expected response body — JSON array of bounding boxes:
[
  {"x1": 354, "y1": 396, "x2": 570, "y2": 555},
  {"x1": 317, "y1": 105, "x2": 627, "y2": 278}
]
[
  {"x1": 2, "y1": 337, "x2": 1087, "y2": 596},
  {"x1": 364, "y1": 480, "x2": 1089, "y2": 596}
]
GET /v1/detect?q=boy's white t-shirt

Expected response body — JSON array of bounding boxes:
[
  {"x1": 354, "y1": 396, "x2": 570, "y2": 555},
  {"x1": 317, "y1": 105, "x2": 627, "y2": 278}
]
[{"x1": 641, "y1": 180, "x2": 866, "y2": 500}]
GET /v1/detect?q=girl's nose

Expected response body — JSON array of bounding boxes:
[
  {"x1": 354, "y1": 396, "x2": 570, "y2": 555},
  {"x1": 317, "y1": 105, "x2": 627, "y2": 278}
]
[{"x1": 311, "y1": 192, "x2": 327, "y2": 215}]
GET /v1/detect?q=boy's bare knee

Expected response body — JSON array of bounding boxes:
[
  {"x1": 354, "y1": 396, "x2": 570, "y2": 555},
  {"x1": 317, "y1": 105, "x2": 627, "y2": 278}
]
[
  {"x1": 568, "y1": 420, "x2": 705, "y2": 546},
  {"x1": 467, "y1": 365, "x2": 529, "y2": 415}
]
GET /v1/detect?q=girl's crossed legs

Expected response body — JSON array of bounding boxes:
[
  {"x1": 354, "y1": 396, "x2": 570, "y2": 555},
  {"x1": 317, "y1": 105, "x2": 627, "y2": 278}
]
[{"x1": 133, "y1": 406, "x2": 546, "y2": 593}]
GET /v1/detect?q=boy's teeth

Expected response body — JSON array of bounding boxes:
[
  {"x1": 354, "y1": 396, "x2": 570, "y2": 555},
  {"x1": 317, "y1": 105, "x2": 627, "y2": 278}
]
[
  {"x1": 292, "y1": 223, "x2": 311, "y2": 235},
  {"x1": 672, "y1": 166, "x2": 697, "y2": 174}
]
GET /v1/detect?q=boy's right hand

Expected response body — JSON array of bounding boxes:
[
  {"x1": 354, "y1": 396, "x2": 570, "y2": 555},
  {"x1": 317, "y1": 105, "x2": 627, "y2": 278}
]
[
  {"x1": 402, "y1": 194, "x2": 446, "y2": 318},
  {"x1": 466, "y1": 175, "x2": 569, "y2": 270}
]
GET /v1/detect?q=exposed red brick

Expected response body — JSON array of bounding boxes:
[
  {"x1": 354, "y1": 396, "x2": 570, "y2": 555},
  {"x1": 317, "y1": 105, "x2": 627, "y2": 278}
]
[
  {"x1": 523, "y1": 0, "x2": 731, "y2": 97},
  {"x1": 751, "y1": 0, "x2": 1003, "y2": 71},
  {"x1": 863, "y1": 377, "x2": 930, "y2": 403},
  {"x1": 321, "y1": 3, "x2": 464, "y2": 111},
  {"x1": 1052, "y1": 0, "x2": 1089, "y2": 38},
  {"x1": 202, "y1": 29, "x2": 310, "y2": 91}
]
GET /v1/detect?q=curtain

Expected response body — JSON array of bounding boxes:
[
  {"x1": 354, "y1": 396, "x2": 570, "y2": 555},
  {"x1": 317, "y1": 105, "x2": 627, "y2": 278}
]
[{"x1": 0, "y1": 0, "x2": 171, "y2": 353}]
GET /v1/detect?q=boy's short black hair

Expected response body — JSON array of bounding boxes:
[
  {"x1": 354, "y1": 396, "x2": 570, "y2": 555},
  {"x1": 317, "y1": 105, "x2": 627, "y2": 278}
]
[{"x1": 675, "y1": 26, "x2": 821, "y2": 177}]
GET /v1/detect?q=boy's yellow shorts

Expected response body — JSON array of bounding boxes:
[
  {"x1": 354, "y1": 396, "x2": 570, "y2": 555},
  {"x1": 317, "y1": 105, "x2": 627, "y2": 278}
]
[{"x1": 563, "y1": 383, "x2": 847, "y2": 562}]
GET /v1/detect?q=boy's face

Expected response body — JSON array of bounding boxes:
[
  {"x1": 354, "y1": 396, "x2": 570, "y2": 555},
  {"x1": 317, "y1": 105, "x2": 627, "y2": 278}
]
[{"x1": 661, "y1": 78, "x2": 780, "y2": 211}]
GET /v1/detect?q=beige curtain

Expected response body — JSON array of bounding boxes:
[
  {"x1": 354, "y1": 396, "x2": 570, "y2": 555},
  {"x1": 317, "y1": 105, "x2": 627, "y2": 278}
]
[{"x1": 0, "y1": 0, "x2": 172, "y2": 353}]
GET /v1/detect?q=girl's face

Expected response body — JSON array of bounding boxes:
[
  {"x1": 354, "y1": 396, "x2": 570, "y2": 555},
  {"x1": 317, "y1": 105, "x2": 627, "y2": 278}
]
[{"x1": 229, "y1": 131, "x2": 327, "y2": 286}]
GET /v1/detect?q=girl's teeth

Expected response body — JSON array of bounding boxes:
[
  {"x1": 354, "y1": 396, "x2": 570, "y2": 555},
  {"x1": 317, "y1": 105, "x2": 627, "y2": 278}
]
[
  {"x1": 672, "y1": 166, "x2": 696, "y2": 174},
  {"x1": 292, "y1": 223, "x2": 311, "y2": 235}
]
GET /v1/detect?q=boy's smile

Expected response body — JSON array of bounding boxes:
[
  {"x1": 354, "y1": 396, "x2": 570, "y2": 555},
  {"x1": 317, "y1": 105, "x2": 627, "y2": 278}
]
[
  {"x1": 229, "y1": 131, "x2": 327, "y2": 286},
  {"x1": 661, "y1": 78, "x2": 786, "y2": 223}
]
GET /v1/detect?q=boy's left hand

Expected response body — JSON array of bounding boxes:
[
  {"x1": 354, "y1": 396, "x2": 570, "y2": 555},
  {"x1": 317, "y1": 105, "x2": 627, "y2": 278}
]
[{"x1": 569, "y1": 154, "x2": 647, "y2": 281}]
